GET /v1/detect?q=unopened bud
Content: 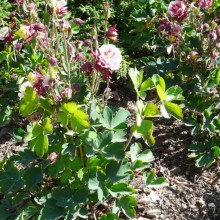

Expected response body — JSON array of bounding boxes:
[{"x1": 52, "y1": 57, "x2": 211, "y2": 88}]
[
  {"x1": 73, "y1": 18, "x2": 85, "y2": 25},
  {"x1": 105, "y1": 25, "x2": 118, "y2": 41},
  {"x1": 84, "y1": 39, "x2": 91, "y2": 47},
  {"x1": 49, "y1": 56, "x2": 58, "y2": 66},
  {"x1": 73, "y1": 83, "x2": 80, "y2": 93},
  {"x1": 48, "y1": 152, "x2": 58, "y2": 163},
  {"x1": 75, "y1": 52, "x2": 83, "y2": 62}
]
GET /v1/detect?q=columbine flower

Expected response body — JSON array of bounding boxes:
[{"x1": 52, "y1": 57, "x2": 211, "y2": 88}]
[
  {"x1": 216, "y1": 26, "x2": 220, "y2": 38},
  {"x1": 0, "y1": 27, "x2": 12, "y2": 41},
  {"x1": 73, "y1": 83, "x2": 80, "y2": 93},
  {"x1": 62, "y1": 87, "x2": 72, "y2": 99},
  {"x1": 48, "y1": 152, "x2": 58, "y2": 163},
  {"x1": 82, "y1": 59, "x2": 93, "y2": 76},
  {"x1": 105, "y1": 26, "x2": 118, "y2": 41},
  {"x1": 168, "y1": 1, "x2": 187, "y2": 23},
  {"x1": 201, "y1": 23, "x2": 210, "y2": 32},
  {"x1": 75, "y1": 40, "x2": 83, "y2": 50},
  {"x1": 75, "y1": 52, "x2": 83, "y2": 62},
  {"x1": 50, "y1": 0, "x2": 68, "y2": 16},
  {"x1": 209, "y1": 31, "x2": 217, "y2": 41},
  {"x1": 198, "y1": 0, "x2": 212, "y2": 9},
  {"x1": 188, "y1": 51, "x2": 198, "y2": 63},
  {"x1": 13, "y1": 40, "x2": 23, "y2": 50},
  {"x1": 73, "y1": 18, "x2": 85, "y2": 25},
  {"x1": 157, "y1": 18, "x2": 171, "y2": 32},
  {"x1": 16, "y1": 24, "x2": 35, "y2": 41},
  {"x1": 59, "y1": 19, "x2": 71, "y2": 32},
  {"x1": 94, "y1": 44, "x2": 122, "y2": 76}
]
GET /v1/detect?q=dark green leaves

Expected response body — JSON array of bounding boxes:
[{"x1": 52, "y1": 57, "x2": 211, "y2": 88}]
[
  {"x1": 118, "y1": 196, "x2": 137, "y2": 218},
  {"x1": 23, "y1": 167, "x2": 43, "y2": 189},
  {"x1": 100, "y1": 107, "x2": 130, "y2": 129},
  {"x1": 143, "y1": 171, "x2": 169, "y2": 188}
]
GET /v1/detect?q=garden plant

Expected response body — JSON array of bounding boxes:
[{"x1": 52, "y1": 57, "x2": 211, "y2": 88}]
[{"x1": 0, "y1": 0, "x2": 219, "y2": 219}]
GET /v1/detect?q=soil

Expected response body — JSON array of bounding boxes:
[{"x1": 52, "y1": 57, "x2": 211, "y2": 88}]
[{"x1": 0, "y1": 81, "x2": 220, "y2": 220}]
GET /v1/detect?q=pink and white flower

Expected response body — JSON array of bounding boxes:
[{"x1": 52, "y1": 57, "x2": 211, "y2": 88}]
[
  {"x1": 94, "y1": 44, "x2": 122, "y2": 73},
  {"x1": 168, "y1": 1, "x2": 187, "y2": 23},
  {"x1": 198, "y1": 0, "x2": 212, "y2": 9},
  {"x1": 0, "y1": 27, "x2": 13, "y2": 42},
  {"x1": 48, "y1": 152, "x2": 58, "y2": 163}
]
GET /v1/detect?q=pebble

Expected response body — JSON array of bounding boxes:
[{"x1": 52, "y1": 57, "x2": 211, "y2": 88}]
[
  {"x1": 146, "y1": 209, "x2": 162, "y2": 218},
  {"x1": 208, "y1": 203, "x2": 216, "y2": 208},
  {"x1": 150, "y1": 190, "x2": 161, "y2": 203}
]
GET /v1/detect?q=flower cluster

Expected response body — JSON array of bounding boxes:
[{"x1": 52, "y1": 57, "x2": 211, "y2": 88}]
[
  {"x1": 19, "y1": 71, "x2": 51, "y2": 98},
  {"x1": 0, "y1": 27, "x2": 13, "y2": 43}
]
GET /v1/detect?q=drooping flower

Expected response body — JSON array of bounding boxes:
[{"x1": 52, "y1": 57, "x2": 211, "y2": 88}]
[
  {"x1": 75, "y1": 52, "x2": 83, "y2": 62},
  {"x1": 168, "y1": 1, "x2": 187, "y2": 23},
  {"x1": 50, "y1": 0, "x2": 68, "y2": 16},
  {"x1": 59, "y1": 19, "x2": 71, "y2": 32},
  {"x1": 94, "y1": 44, "x2": 122, "y2": 73},
  {"x1": 157, "y1": 18, "x2": 171, "y2": 32},
  {"x1": 73, "y1": 18, "x2": 85, "y2": 25},
  {"x1": 82, "y1": 59, "x2": 93, "y2": 76},
  {"x1": 73, "y1": 83, "x2": 80, "y2": 93},
  {"x1": 49, "y1": 56, "x2": 58, "y2": 66},
  {"x1": 16, "y1": 24, "x2": 35, "y2": 41},
  {"x1": 84, "y1": 39, "x2": 91, "y2": 47},
  {"x1": 198, "y1": 0, "x2": 212, "y2": 9},
  {"x1": 105, "y1": 25, "x2": 118, "y2": 41},
  {"x1": 187, "y1": 50, "x2": 198, "y2": 63}
]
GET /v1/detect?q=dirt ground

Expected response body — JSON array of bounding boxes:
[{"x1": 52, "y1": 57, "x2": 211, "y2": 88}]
[{"x1": 0, "y1": 81, "x2": 220, "y2": 220}]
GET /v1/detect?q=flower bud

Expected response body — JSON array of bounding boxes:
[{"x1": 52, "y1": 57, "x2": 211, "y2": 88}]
[
  {"x1": 75, "y1": 40, "x2": 83, "y2": 50},
  {"x1": 209, "y1": 31, "x2": 217, "y2": 40},
  {"x1": 105, "y1": 26, "x2": 118, "y2": 41},
  {"x1": 84, "y1": 39, "x2": 91, "y2": 47},
  {"x1": 48, "y1": 152, "x2": 58, "y2": 163},
  {"x1": 49, "y1": 56, "x2": 58, "y2": 66},
  {"x1": 28, "y1": 3, "x2": 36, "y2": 10},
  {"x1": 201, "y1": 23, "x2": 209, "y2": 32},
  {"x1": 73, "y1": 83, "x2": 80, "y2": 93},
  {"x1": 10, "y1": 12, "x2": 17, "y2": 18},
  {"x1": 32, "y1": 23, "x2": 46, "y2": 33},
  {"x1": 75, "y1": 52, "x2": 83, "y2": 62},
  {"x1": 73, "y1": 18, "x2": 85, "y2": 25}
]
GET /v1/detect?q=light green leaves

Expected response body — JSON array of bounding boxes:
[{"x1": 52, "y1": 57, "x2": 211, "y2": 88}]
[
  {"x1": 161, "y1": 101, "x2": 183, "y2": 119},
  {"x1": 19, "y1": 87, "x2": 39, "y2": 116},
  {"x1": 118, "y1": 196, "x2": 137, "y2": 218},
  {"x1": 132, "y1": 120, "x2": 155, "y2": 147},
  {"x1": 58, "y1": 102, "x2": 90, "y2": 133}
]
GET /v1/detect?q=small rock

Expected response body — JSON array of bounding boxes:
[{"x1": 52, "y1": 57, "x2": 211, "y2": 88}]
[
  {"x1": 149, "y1": 190, "x2": 161, "y2": 203},
  {"x1": 208, "y1": 203, "x2": 216, "y2": 208},
  {"x1": 139, "y1": 196, "x2": 151, "y2": 204},
  {"x1": 146, "y1": 209, "x2": 162, "y2": 218}
]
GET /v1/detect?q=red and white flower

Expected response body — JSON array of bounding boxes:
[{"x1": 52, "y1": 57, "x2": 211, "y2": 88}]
[
  {"x1": 168, "y1": 1, "x2": 187, "y2": 23},
  {"x1": 0, "y1": 27, "x2": 13, "y2": 42}
]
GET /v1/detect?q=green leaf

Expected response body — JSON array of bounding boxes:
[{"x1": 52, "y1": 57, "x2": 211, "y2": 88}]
[
  {"x1": 152, "y1": 74, "x2": 166, "y2": 91},
  {"x1": 156, "y1": 85, "x2": 167, "y2": 101},
  {"x1": 103, "y1": 143, "x2": 125, "y2": 160},
  {"x1": 106, "y1": 160, "x2": 132, "y2": 183},
  {"x1": 73, "y1": 189, "x2": 88, "y2": 203},
  {"x1": 57, "y1": 112, "x2": 68, "y2": 128},
  {"x1": 39, "y1": 98, "x2": 55, "y2": 115},
  {"x1": 118, "y1": 195, "x2": 137, "y2": 218},
  {"x1": 19, "y1": 87, "x2": 39, "y2": 116},
  {"x1": 88, "y1": 171, "x2": 105, "y2": 190},
  {"x1": 132, "y1": 120, "x2": 155, "y2": 147},
  {"x1": 0, "y1": 206, "x2": 12, "y2": 219},
  {"x1": 100, "y1": 106, "x2": 112, "y2": 129},
  {"x1": 43, "y1": 117, "x2": 53, "y2": 135},
  {"x1": 48, "y1": 158, "x2": 65, "y2": 178},
  {"x1": 100, "y1": 213, "x2": 121, "y2": 220},
  {"x1": 140, "y1": 78, "x2": 154, "y2": 91},
  {"x1": 38, "y1": 199, "x2": 65, "y2": 220},
  {"x1": 128, "y1": 68, "x2": 143, "y2": 91},
  {"x1": 52, "y1": 187, "x2": 73, "y2": 207},
  {"x1": 143, "y1": 171, "x2": 155, "y2": 185},
  {"x1": 144, "y1": 103, "x2": 160, "y2": 117},
  {"x1": 164, "y1": 101, "x2": 183, "y2": 119},
  {"x1": 143, "y1": 171, "x2": 169, "y2": 188},
  {"x1": 60, "y1": 102, "x2": 90, "y2": 132},
  {"x1": 23, "y1": 167, "x2": 43, "y2": 190},
  {"x1": 111, "y1": 108, "x2": 130, "y2": 129},
  {"x1": 110, "y1": 183, "x2": 136, "y2": 197},
  {"x1": 165, "y1": 86, "x2": 184, "y2": 101}
]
